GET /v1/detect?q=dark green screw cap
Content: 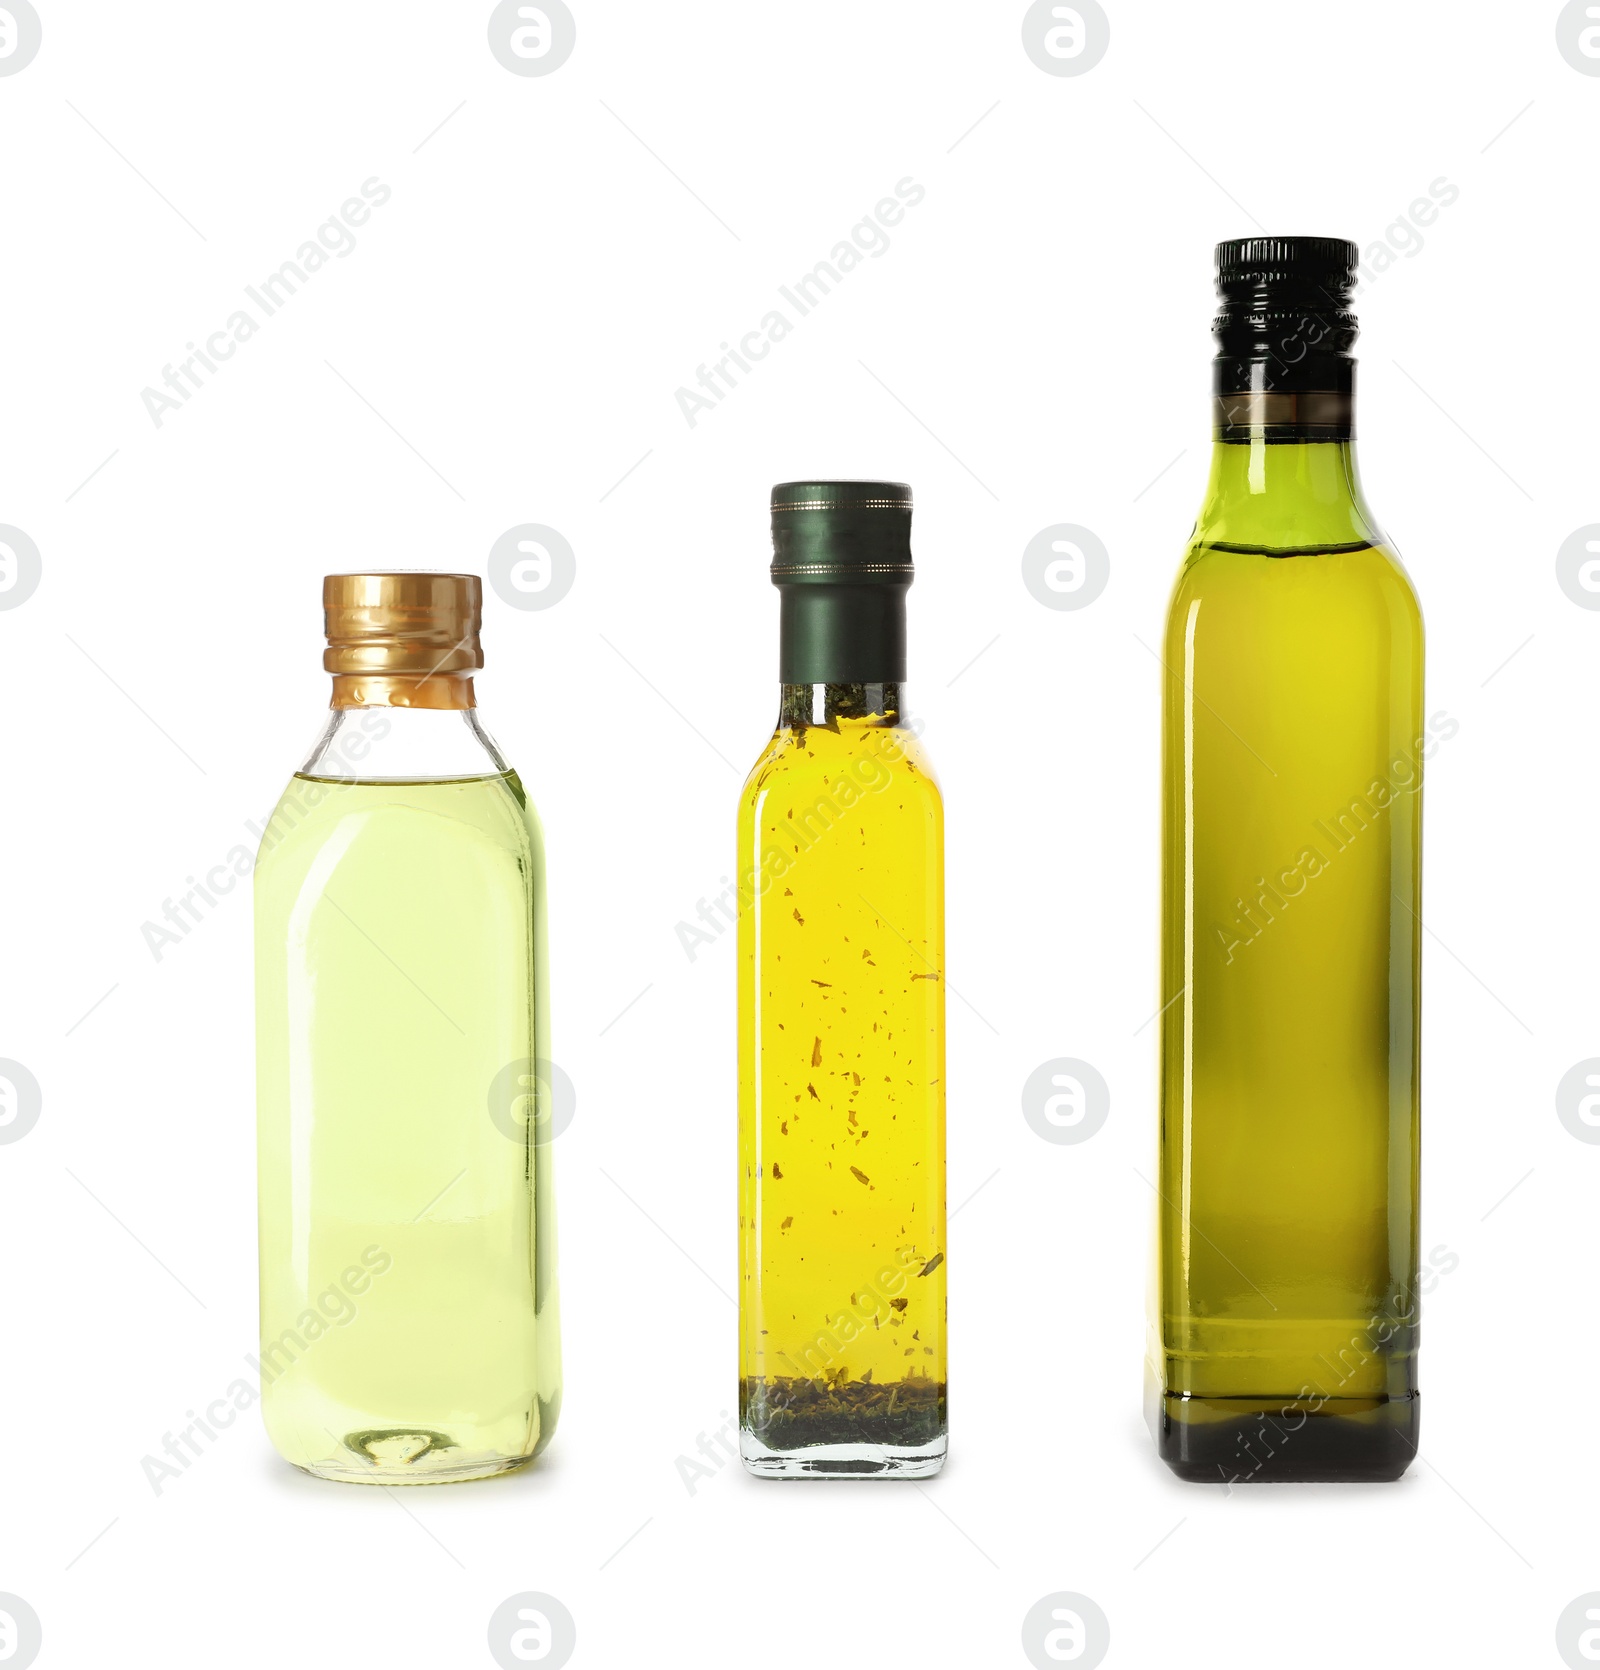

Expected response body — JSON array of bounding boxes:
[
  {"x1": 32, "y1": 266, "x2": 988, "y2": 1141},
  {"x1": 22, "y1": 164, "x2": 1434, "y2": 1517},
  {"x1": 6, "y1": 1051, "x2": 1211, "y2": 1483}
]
[
  {"x1": 770, "y1": 481, "x2": 913, "y2": 683},
  {"x1": 770, "y1": 480, "x2": 914, "y2": 580}
]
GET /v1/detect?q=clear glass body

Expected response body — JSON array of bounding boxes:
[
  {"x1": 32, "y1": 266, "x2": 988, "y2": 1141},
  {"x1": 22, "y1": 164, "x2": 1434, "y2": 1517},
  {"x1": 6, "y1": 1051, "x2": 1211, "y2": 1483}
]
[
  {"x1": 254, "y1": 701, "x2": 561, "y2": 1483},
  {"x1": 737, "y1": 683, "x2": 947, "y2": 1478},
  {"x1": 1154, "y1": 432, "x2": 1424, "y2": 1482}
]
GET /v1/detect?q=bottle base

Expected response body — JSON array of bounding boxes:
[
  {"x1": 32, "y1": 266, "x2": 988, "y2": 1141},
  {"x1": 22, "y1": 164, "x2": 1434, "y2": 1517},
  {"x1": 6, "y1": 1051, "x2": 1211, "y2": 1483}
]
[
  {"x1": 1158, "y1": 1393, "x2": 1418, "y2": 1483},
  {"x1": 284, "y1": 1426, "x2": 537, "y2": 1486},
  {"x1": 740, "y1": 1431, "x2": 946, "y2": 1480},
  {"x1": 294, "y1": 1453, "x2": 533, "y2": 1486}
]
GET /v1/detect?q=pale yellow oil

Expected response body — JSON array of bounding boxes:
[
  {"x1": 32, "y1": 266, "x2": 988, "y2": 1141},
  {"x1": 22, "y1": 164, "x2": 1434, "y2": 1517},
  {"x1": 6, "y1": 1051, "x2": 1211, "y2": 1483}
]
[{"x1": 254, "y1": 772, "x2": 559, "y2": 1483}]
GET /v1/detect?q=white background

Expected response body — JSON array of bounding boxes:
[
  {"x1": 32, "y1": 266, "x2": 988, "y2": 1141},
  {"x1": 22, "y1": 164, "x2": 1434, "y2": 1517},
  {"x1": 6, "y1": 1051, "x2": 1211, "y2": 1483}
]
[{"x1": 1, "y1": 2, "x2": 1594, "y2": 1665}]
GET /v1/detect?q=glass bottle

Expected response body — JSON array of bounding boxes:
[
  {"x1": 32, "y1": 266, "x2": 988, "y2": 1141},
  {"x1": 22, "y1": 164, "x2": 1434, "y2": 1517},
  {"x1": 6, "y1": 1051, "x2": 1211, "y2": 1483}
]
[
  {"x1": 255, "y1": 572, "x2": 560, "y2": 1483},
  {"x1": 1153, "y1": 239, "x2": 1424, "y2": 1482},
  {"x1": 738, "y1": 482, "x2": 947, "y2": 1478}
]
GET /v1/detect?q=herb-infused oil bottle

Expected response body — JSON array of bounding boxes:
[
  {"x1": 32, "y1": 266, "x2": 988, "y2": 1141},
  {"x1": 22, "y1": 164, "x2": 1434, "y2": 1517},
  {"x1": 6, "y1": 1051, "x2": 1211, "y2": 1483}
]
[
  {"x1": 255, "y1": 573, "x2": 560, "y2": 1483},
  {"x1": 1153, "y1": 240, "x2": 1423, "y2": 1482},
  {"x1": 738, "y1": 481, "x2": 947, "y2": 1478}
]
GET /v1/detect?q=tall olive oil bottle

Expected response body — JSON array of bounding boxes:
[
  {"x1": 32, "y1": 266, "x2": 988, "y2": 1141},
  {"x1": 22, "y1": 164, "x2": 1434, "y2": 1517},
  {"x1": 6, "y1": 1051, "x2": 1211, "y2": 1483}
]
[
  {"x1": 1153, "y1": 240, "x2": 1424, "y2": 1482},
  {"x1": 738, "y1": 482, "x2": 947, "y2": 1478},
  {"x1": 255, "y1": 573, "x2": 560, "y2": 1483}
]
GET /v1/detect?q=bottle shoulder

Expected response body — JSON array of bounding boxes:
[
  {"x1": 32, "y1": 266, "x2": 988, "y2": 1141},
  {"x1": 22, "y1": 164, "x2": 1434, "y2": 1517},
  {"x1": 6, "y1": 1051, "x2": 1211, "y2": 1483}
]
[
  {"x1": 255, "y1": 771, "x2": 539, "y2": 875},
  {"x1": 1168, "y1": 538, "x2": 1422, "y2": 633},
  {"x1": 739, "y1": 723, "x2": 940, "y2": 812}
]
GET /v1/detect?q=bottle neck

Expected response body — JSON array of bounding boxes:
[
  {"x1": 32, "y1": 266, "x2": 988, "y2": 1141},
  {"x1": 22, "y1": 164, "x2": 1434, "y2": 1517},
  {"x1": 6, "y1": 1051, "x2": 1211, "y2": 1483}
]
[
  {"x1": 329, "y1": 670, "x2": 476, "y2": 710},
  {"x1": 301, "y1": 702, "x2": 510, "y2": 780},
  {"x1": 778, "y1": 682, "x2": 904, "y2": 728},
  {"x1": 777, "y1": 584, "x2": 908, "y2": 685},
  {"x1": 1198, "y1": 351, "x2": 1379, "y2": 552},
  {"x1": 1196, "y1": 378, "x2": 1380, "y2": 553}
]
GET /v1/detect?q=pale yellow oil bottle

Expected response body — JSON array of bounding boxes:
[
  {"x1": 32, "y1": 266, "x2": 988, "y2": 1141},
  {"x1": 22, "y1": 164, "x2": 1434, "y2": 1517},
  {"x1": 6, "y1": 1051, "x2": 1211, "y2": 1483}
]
[{"x1": 255, "y1": 574, "x2": 560, "y2": 1484}]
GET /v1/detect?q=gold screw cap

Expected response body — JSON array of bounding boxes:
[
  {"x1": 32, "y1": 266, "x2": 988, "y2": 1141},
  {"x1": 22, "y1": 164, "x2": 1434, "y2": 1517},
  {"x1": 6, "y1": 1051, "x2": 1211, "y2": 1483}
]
[{"x1": 322, "y1": 572, "x2": 482, "y2": 709}]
